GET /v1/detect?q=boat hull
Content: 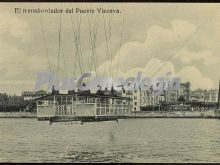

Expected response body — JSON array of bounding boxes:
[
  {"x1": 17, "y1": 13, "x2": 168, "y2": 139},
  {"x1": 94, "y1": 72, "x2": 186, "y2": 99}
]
[{"x1": 46, "y1": 115, "x2": 129, "y2": 123}]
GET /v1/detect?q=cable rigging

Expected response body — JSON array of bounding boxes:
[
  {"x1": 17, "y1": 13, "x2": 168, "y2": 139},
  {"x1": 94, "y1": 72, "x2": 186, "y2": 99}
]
[
  {"x1": 39, "y1": 14, "x2": 52, "y2": 73},
  {"x1": 70, "y1": 10, "x2": 77, "y2": 77},
  {"x1": 86, "y1": 3, "x2": 100, "y2": 77},
  {"x1": 116, "y1": 6, "x2": 125, "y2": 77},
  {"x1": 56, "y1": 13, "x2": 62, "y2": 81},
  {"x1": 102, "y1": 10, "x2": 111, "y2": 78}
]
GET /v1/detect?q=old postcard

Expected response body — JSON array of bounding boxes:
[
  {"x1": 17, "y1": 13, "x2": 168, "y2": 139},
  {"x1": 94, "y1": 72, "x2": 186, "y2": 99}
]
[{"x1": 0, "y1": 2, "x2": 220, "y2": 163}]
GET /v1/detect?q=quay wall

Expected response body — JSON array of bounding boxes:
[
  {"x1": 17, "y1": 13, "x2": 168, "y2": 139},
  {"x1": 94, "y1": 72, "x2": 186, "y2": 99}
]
[
  {"x1": 0, "y1": 112, "x2": 37, "y2": 118},
  {"x1": 130, "y1": 110, "x2": 215, "y2": 118},
  {"x1": 0, "y1": 110, "x2": 218, "y2": 119}
]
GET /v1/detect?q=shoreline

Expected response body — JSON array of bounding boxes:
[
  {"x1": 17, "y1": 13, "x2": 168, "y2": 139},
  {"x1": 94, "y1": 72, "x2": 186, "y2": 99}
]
[
  {"x1": 0, "y1": 110, "x2": 219, "y2": 119},
  {"x1": 0, "y1": 112, "x2": 37, "y2": 118},
  {"x1": 129, "y1": 110, "x2": 219, "y2": 119},
  {"x1": 129, "y1": 116, "x2": 220, "y2": 119}
]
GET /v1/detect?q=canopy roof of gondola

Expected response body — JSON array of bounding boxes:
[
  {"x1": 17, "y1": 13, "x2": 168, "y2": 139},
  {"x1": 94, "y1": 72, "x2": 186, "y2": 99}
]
[{"x1": 33, "y1": 90, "x2": 131, "y2": 101}]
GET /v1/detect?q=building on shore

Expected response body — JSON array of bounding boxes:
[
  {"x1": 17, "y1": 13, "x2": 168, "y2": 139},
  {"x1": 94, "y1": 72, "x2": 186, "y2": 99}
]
[
  {"x1": 140, "y1": 91, "x2": 165, "y2": 111},
  {"x1": 122, "y1": 89, "x2": 165, "y2": 112},
  {"x1": 121, "y1": 81, "x2": 191, "y2": 112},
  {"x1": 203, "y1": 89, "x2": 218, "y2": 103},
  {"x1": 122, "y1": 81, "x2": 219, "y2": 112},
  {"x1": 164, "y1": 90, "x2": 178, "y2": 102},
  {"x1": 190, "y1": 88, "x2": 218, "y2": 110},
  {"x1": 190, "y1": 88, "x2": 204, "y2": 102},
  {"x1": 164, "y1": 81, "x2": 191, "y2": 102},
  {"x1": 122, "y1": 90, "x2": 140, "y2": 112},
  {"x1": 178, "y1": 82, "x2": 191, "y2": 101},
  {"x1": 190, "y1": 88, "x2": 218, "y2": 103}
]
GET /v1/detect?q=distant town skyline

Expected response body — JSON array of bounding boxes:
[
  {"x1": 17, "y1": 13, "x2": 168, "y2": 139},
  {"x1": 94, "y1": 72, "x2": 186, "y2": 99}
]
[{"x1": 0, "y1": 3, "x2": 220, "y2": 95}]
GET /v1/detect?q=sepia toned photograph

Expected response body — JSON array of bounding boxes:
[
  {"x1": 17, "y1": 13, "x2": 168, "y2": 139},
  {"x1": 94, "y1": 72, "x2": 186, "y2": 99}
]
[{"x1": 0, "y1": 2, "x2": 220, "y2": 163}]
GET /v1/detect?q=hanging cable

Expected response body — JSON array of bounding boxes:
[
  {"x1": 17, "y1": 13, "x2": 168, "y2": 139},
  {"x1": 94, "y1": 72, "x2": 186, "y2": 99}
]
[
  {"x1": 77, "y1": 13, "x2": 83, "y2": 74},
  {"x1": 39, "y1": 14, "x2": 52, "y2": 73},
  {"x1": 108, "y1": 13, "x2": 113, "y2": 78},
  {"x1": 86, "y1": 4, "x2": 99, "y2": 76},
  {"x1": 57, "y1": 13, "x2": 62, "y2": 80},
  {"x1": 77, "y1": 5, "x2": 84, "y2": 73},
  {"x1": 68, "y1": 3, "x2": 78, "y2": 77},
  {"x1": 102, "y1": 11, "x2": 111, "y2": 77},
  {"x1": 60, "y1": 39, "x2": 68, "y2": 77},
  {"x1": 116, "y1": 6, "x2": 125, "y2": 77},
  {"x1": 92, "y1": 12, "x2": 100, "y2": 77},
  {"x1": 70, "y1": 10, "x2": 77, "y2": 77}
]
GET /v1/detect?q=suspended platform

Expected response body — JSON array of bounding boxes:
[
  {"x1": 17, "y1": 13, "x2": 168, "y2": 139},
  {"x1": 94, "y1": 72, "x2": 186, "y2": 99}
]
[{"x1": 35, "y1": 91, "x2": 132, "y2": 123}]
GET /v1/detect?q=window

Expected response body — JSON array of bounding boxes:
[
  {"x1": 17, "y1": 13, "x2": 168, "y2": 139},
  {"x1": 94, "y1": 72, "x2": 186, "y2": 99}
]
[
  {"x1": 135, "y1": 102, "x2": 137, "y2": 106},
  {"x1": 106, "y1": 109, "x2": 109, "y2": 115},
  {"x1": 101, "y1": 108, "x2": 105, "y2": 115},
  {"x1": 134, "y1": 96, "x2": 137, "y2": 100},
  {"x1": 96, "y1": 109, "x2": 100, "y2": 115}
]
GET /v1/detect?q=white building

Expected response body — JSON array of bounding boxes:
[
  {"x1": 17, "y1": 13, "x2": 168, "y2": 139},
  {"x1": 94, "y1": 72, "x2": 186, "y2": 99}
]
[
  {"x1": 204, "y1": 89, "x2": 218, "y2": 103},
  {"x1": 122, "y1": 89, "x2": 165, "y2": 112},
  {"x1": 141, "y1": 92, "x2": 164, "y2": 106},
  {"x1": 122, "y1": 90, "x2": 141, "y2": 112},
  {"x1": 190, "y1": 89, "x2": 218, "y2": 103}
]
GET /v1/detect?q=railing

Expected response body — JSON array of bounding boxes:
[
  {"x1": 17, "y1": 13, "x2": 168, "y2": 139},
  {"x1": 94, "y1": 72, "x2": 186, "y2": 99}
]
[
  {"x1": 37, "y1": 102, "x2": 131, "y2": 117},
  {"x1": 37, "y1": 105, "x2": 55, "y2": 117},
  {"x1": 55, "y1": 103, "x2": 95, "y2": 117},
  {"x1": 95, "y1": 104, "x2": 130, "y2": 116}
]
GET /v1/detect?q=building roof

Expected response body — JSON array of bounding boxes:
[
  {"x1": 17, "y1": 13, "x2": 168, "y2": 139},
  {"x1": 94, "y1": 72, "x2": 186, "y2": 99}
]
[
  {"x1": 22, "y1": 90, "x2": 49, "y2": 97},
  {"x1": 33, "y1": 91, "x2": 132, "y2": 101},
  {"x1": 193, "y1": 88, "x2": 204, "y2": 93},
  {"x1": 22, "y1": 91, "x2": 34, "y2": 95},
  {"x1": 190, "y1": 93, "x2": 203, "y2": 99}
]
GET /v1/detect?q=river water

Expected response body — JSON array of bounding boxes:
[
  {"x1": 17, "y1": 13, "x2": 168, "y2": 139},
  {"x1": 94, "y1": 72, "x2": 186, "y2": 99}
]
[{"x1": 0, "y1": 118, "x2": 220, "y2": 163}]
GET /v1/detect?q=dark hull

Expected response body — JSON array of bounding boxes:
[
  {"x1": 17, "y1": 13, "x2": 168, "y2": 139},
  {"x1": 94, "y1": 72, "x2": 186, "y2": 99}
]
[{"x1": 38, "y1": 115, "x2": 129, "y2": 123}]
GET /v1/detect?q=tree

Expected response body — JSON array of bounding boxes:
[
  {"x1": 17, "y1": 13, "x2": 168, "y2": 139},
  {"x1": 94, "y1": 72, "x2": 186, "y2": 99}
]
[{"x1": 0, "y1": 93, "x2": 26, "y2": 112}]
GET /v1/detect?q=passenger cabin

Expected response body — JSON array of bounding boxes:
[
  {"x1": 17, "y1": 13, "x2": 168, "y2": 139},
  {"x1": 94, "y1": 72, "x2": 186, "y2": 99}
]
[{"x1": 35, "y1": 92, "x2": 132, "y2": 122}]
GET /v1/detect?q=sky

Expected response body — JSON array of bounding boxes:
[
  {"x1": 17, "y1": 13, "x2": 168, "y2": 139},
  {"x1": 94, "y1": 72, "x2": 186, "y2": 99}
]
[{"x1": 0, "y1": 3, "x2": 220, "y2": 95}]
